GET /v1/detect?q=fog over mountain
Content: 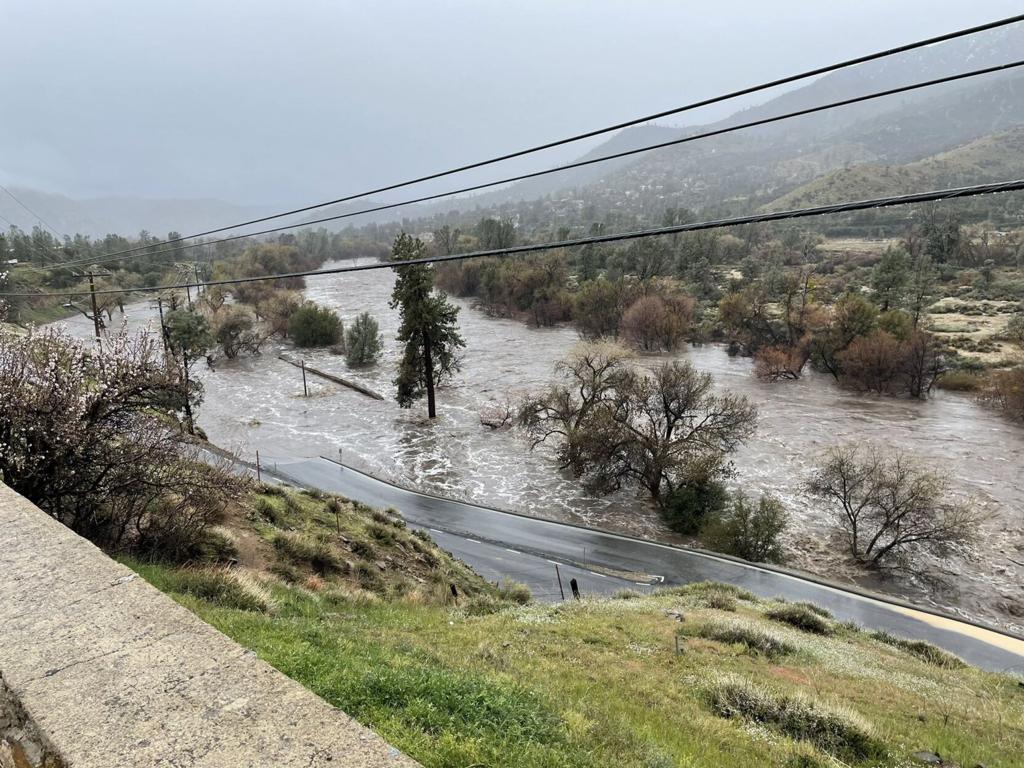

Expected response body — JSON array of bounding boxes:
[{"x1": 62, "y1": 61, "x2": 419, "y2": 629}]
[{"x1": 1, "y1": 0, "x2": 1021, "y2": 237}]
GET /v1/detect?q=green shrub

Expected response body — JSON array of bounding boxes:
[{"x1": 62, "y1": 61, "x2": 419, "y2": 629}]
[
  {"x1": 350, "y1": 539, "x2": 377, "y2": 559},
  {"x1": 496, "y1": 580, "x2": 532, "y2": 605},
  {"x1": 289, "y1": 304, "x2": 343, "y2": 348},
  {"x1": 701, "y1": 492, "x2": 787, "y2": 564},
  {"x1": 936, "y1": 370, "x2": 985, "y2": 392},
  {"x1": 613, "y1": 589, "x2": 644, "y2": 600},
  {"x1": 793, "y1": 602, "x2": 832, "y2": 619},
  {"x1": 870, "y1": 631, "x2": 965, "y2": 668},
  {"x1": 253, "y1": 496, "x2": 280, "y2": 523},
  {"x1": 164, "y1": 568, "x2": 273, "y2": 612},
  {"x1": 662, "y1": 479, "x2": 729, "y2": 534},
  {"x1": 273, "y1": 531, "x2": 346, "y2": 575},
  {"x1": 464, "y1": 595, "x2": 507, "y2": 616},
  {"x1": 695, "y1": 620, "x2": 794, "y2": 659},
  {"x1": 195, "y1": 528, "x2": 239, "y2": 563},
  {"x1": 345, "y1": 312, "x2": 383, "y2": 367},
  {"x1": 705, "y1": 675, "x2": 885, "y2": 760},
  {"x1": 765, "y1": 603, "x2": 833, "y2": 635},
  {"x1": 703, "y1": 591, "x2": 738, "y2": 612},
  {"x1": 659, "y1": 581, "x2": 757, "y2": 603},
  {"x1": 367, "y1": 522, "x2": 397, "y2": 545},
  {"x1": 355, "y1": 559, "x2": 384, "y2": 592}
]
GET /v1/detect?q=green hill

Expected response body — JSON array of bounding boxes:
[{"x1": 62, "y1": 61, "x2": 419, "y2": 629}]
[
  {"x1": 765, "y1": 127, "x2": 1024, "y2": 210},
  {"x1": 132, "y1": 486, "x2": 1024, "y2": 768}
]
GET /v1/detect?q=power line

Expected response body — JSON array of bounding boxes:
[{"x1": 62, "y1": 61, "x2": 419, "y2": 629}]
[
  {"x1": 53, "y1": 57, "x2": 1024, "y2": 273},
  {"x1": 60, "y1": 12, "x2": 1024, "y2": 265},
  {"x1": 8, "y1": 179, "x2": 1022, "y2": 299},
  {"x1": 0, "y1": 184, "x2": 65, "y2": 240}
]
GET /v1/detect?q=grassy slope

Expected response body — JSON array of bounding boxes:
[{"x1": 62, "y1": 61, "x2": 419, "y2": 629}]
[
  {"x1": 765, "y1": 127, "x2": 1024, "y2": 211},
  {"x1": 131, "y1": 487, "x2": 1024, "y2": 768}
]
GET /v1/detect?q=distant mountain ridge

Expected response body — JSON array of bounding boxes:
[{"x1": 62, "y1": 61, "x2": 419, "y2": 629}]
[
  {"x1": 0, "y1": 187, "x2": 272, "y2": 239},
  {"x1": 6, "y1": 25, "x2": 1024, "y2": 239}
]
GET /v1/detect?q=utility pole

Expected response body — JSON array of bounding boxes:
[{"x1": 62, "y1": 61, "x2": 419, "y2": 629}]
[
  {"x1": 87, "y1": 271, "x2": 101, "y2": 341},
  {"x1": 156, "y1": 296, "x2": 170, "y2": 358}
]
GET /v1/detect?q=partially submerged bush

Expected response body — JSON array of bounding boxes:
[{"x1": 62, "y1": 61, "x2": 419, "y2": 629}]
[
  {"x1": 694, "y1": 619, "x2": 794, "y2": 659},
  {"x1": 289, "y1": 303, "x2": 343, "y2": 348},
  {"x1": 870, "y1": 631, "x2": 965, "y2": 669},
  {"x1": 765, "y1": 603, "x2": 834, "y2": 635},
  {"x1": 705, "y1": 674, "x2": 885, "y2": 760}
]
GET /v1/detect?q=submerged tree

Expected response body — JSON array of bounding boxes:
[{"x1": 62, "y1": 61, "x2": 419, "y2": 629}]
[
  {"x1": 805, "y1": 444, "x2": 984, "y2": 568},
  {"x1": 520, "y1": 343, "x2": 757, "y2": 526},
  {"x1": 345, "y1": 311, "x2": 383, "y2": 368},
  {"x1": 390, "y1": 233, "x2": 465, "y2": 418}
]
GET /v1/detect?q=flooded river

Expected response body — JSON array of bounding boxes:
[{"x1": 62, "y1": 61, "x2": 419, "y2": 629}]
[{"x1": 57, "y1": 259, "x2": 1024, "y2": 633}]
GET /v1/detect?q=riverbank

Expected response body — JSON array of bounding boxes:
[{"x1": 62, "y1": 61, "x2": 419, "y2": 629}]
[{"x1": 49, "y1": 265, "x2": 1024, "y2": 634}]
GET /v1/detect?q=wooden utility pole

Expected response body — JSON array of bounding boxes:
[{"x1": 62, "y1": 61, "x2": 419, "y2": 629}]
[
  {"x1": 422, "y1": 328, "x2": 436, "y2": 418},
  {"x1": 156, "y1": 296, "x2": 170, "y2": 357},
  {"x1": 86, "y1": 271, "x2": 102, "y2": 340}
]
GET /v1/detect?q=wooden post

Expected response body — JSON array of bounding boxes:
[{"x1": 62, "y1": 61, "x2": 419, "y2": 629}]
[
  {"x1": 87, "y1": 272, "x2": 101, "y2": 341},
  {"x1": 255, "y1": 450, "x2": 262, "y2": 482},
  {"x1": 554, "y1": 564, "x2": 565, "y2": 601},
  {"x1": 301, "y1": 359, "x2": 308, "y2": 397},
  {"x1": 570, "y1": 578, "x2": 580, "y2": 601}
]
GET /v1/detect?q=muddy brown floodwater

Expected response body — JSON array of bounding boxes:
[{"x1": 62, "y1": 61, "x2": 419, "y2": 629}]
[{"x1": 54, "y1": 258, "x2": 1024, "y2": 634}]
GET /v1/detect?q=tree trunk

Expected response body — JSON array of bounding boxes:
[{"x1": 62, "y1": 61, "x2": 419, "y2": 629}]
[{"x1": 423, "y1": 328, "x2": 436, "y2": 419}]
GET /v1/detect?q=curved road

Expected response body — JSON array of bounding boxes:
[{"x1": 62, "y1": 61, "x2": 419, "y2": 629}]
[{"x1": 261, "y1": 455, "x2": 1024, "y2": 672}]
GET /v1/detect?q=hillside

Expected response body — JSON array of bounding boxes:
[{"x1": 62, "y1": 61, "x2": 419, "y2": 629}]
[
  {"x1": 765, "y1": 127, "x2": 1024, "y2": 209},
  {"x1": 136, "y1": 561, "x2": 1024, "y2": 768}
]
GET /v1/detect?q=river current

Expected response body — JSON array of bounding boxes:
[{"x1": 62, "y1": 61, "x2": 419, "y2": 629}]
[{"x1": 55, "y1": 259, "x2": 1024, "y2": 633}]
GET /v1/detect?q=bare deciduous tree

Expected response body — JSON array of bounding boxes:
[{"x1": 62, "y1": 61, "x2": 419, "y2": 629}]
[
  {"x1": 520, "y1": 344, "x2": 757, "y2": 507},
  {"x1": 805, "y1": 444, "x2": 984, "y2": 568}
]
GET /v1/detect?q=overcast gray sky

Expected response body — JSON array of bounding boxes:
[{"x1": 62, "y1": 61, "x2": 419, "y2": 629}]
[{"x1": 1, "y1": 0, "x2": 1020, "y2": 207}]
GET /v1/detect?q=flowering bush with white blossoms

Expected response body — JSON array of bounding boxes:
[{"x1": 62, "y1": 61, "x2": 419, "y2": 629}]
[{"x1": 0, "y1": 325, "x2": 242, "y2": 558}]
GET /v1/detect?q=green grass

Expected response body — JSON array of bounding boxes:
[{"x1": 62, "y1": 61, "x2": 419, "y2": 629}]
[
  {"x1": 705, "y1": 674, "x2": 886, "y2": 761},
  {"x1": 133, "y1": 564, "x2": 1024, "y2": 768},
  {"x1": 765, "y1": 603, "x2": 834, "y2": 635},
  {"x1": 870, "y1": 631, "x2": 966, "y2": 669}
]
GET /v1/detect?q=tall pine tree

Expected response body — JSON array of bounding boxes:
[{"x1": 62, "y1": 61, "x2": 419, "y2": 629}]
[{"x1": 390, "y1": 233, "x2": 465, "y2": 418}]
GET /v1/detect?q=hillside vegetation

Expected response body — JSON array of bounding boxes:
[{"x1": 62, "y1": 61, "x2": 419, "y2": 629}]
[
  {"x1": 766, "y1": 127, "x2": 1024, "y2": 210},
  {"x1": 132, "y1": 489, "x2": 1023, "y2": 768}
]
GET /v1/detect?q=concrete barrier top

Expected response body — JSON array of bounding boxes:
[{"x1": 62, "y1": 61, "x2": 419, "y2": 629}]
[{"x1": 0, "y1": 482, "x2": 419, "y2": 768}]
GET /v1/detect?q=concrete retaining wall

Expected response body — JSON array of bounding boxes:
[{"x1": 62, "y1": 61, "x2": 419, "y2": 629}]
[{"x1": 0, "y1": 482, "x2": 419, "y2": 768}]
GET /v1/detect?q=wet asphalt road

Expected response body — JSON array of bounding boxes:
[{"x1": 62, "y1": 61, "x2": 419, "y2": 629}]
[{"x1": 260, "y1": 455, "x2": 1024, "y2": 673}]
